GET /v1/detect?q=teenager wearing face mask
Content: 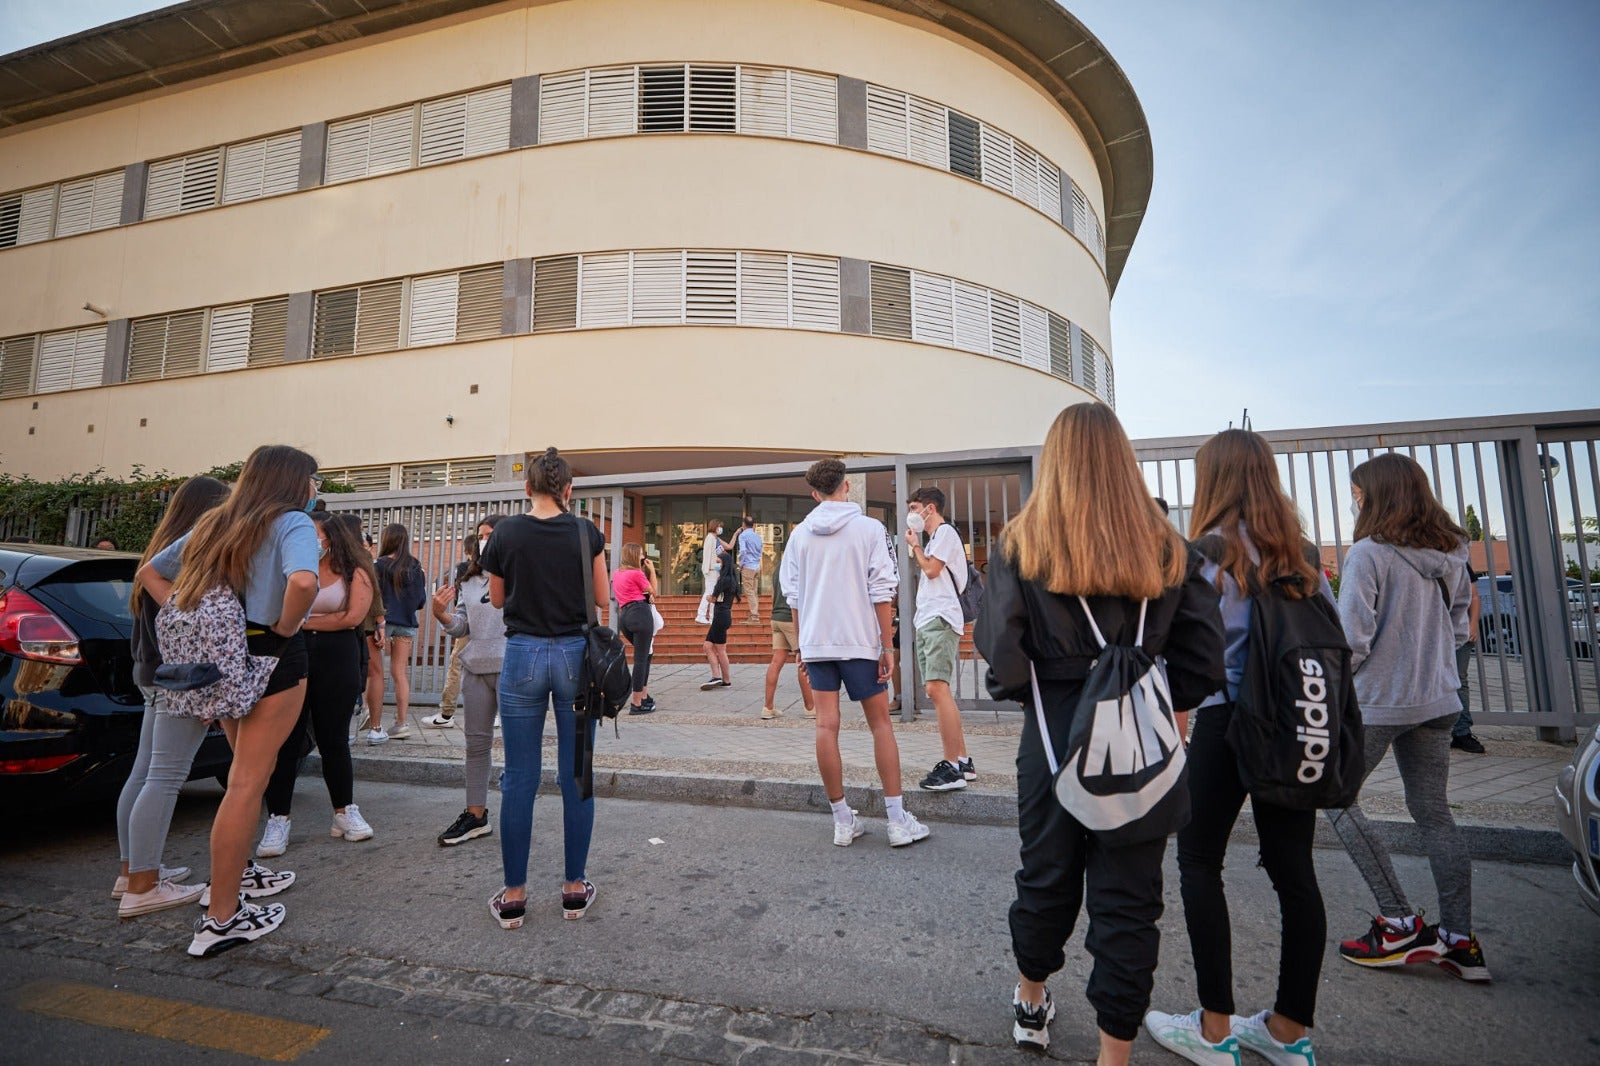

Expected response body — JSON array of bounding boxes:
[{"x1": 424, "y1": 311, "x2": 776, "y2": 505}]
[
  {"x1": 904, "y1": 487, "x2": 975, "y2": 791},
  {"x1": 695, "y1": 519, "x2": 732, "y2": 626}
]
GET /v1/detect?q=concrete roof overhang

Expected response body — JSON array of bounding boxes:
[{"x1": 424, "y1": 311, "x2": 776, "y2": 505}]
[{"x1": 0, "y1": 0, "x2": 1152, "y2": 290}]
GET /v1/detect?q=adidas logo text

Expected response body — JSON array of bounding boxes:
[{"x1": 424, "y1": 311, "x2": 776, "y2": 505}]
[{"x1": 1295, "y1": 656, "x2": 1330, "y2": 783}]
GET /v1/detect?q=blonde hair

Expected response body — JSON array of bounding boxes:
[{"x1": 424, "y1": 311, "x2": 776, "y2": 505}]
[
  {"x1": 1001, "y1": 403, "x2": 1184, "y2": 598},
  {"x1": 1189, "y1": 430, "x2": 1321, "y2": 599},
  {"x1": 620, "y1": 542, "x2": 644, "y2": 570}
]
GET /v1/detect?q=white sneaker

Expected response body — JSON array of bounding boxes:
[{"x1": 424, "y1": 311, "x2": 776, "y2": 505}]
[
  {"x1": 199, "y1": 861, "x2": 295, "y2": 907},
  {"x1": 356, "y1": 714, "x2": 373, "y2": 732},
  {"x1": 187, "y1": 898, "x2": 285, "y2": 957},
  {"x1": 760, "y1": 707, "x2": 783, "y2": 720},
  {"x1": 1144, "y1": 1009, "x2": 1241, "y2": 1065},
  {"x1": 118, "y1": 878, "x2": 206, "y2": 918},
  {"x1": 366, "y1": 728, "x2": 390, "y2": 745},
  {"x1": 256, "y1": 814, "x2": 291, "y2": 858},
  {"x1": 421, "y1": 713, "x2": 456, "y2": 728},
  {"x1": 388, "y1": 724, "x2": 412, "y2": 740},
  {"x1": 112, "y1": 864, "x2": 190, "y2": 898},
  {"x1": 1231, "y1": 1011, "x2": 1315, "y2": 1066},
  {"x1": 331, "y1": 804, "x2": 374, "y2": 842},
  {"x1": 887, "y1": 811, "x2": 931, "y2": 847},
  {"x1": 1012, "y1": 985, "x2": 1055, "y2": 1050},
  {"x1": 832, "y1": 810, "x2": 865, "y2": 847}
]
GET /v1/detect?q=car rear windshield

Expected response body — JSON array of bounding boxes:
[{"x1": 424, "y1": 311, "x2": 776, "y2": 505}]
[{"x1": 35, "y1": 564, "x2": 136, "y2": 626}]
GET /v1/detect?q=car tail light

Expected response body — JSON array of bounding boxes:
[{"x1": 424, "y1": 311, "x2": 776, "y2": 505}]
[
  {"x1": 0, "y1": 588, "x2": 83, "y2": 664},
  {"x1": 0, "y1": 754, "x2": 80, "y2": 774}
]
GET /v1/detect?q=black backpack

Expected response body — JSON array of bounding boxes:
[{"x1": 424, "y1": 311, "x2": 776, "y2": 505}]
[
  {"x1": 937, "y1": 526, "x2": 985, "y2": 624},
  {"x1": 572, "y1": 519, "x2": 631, "y2": 800},
  {"x1": 1194, "y1": 534, "x2": 1365, "y2": 810}
]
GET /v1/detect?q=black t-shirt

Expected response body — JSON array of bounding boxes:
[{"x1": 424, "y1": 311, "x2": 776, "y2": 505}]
[{"x1": 479, "y1": 511, "x2": 606, "y2": 637}]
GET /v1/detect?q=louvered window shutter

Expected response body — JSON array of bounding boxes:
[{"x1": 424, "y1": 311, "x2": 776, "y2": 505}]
[
  {"x1": 1092, "y1": 213, "x2": 1106, "y2": 266},
  {"x1": 313, "y1": 289, "x2": 359, "y2": 356},
  {"x1": 907, "y1": 96, "x2": 949, "y2": 168},
  {"x1": 738, "y1": 252, "x2": 789, "y2": 326},
  {"x1": 688, "y1": 66, "x2": 736, "y2": 132},
  {"x1": 2, "y1": 187, "x2": 57, "y2": 246},
  {"x1": 865, "y1": 85, "x2": 909, "y2": 156},
  {"x1": 248, "y1": 298, "x2": 289, "y2": 366},
  {"x1": 1019, "y1": 302, "x2": 1051, "y2": 372},
  {"x1": 456, "y1": 264, "x2": 503, "y2": 340},
  {"x1": 402, "y1": 461, "x2": 449, "y2": 489},
  {"x1": 205, "y1": 304, "x2": 253, "y2": 372},
  {"x1": 355, "y1": 280, "x2": 404, "y2": 354},
  {"x1": 1069, "y1": 182, "x2": 1090, "y2": 240},
  {"x1": 419, "y1": 95, "x2": 468, "y2": 166},
  {"x1": 1037, "y1": 161, "x2": 1062, "y2": 223},
  {"x1": 341, "y1": 466, "x2": 397, "y2": 492},
  {"x1": 989, "y1": 295, "x2": 1022, "y2": 361},
  {"x1": 1078, "y1": 331, "x2": 1099, "y2": 393},
  {"x1": 223, "y1": 132, "x2": 300, "y2": 203},
  {"x1": 868, "y1": 265, "x2": 912, "y2": 340},
  {"x1": 910, "y1": 271, "x2": 954, "y2": 347},
  {"x1": 639, "y1": 66, "x2": 687, "y2": 132},
  {"x1": 789, "y1": 255, "x2": 841, "y2": 330},
  {"x1": 35, "y1": 331, "x2": 80, "y2": 393},
  {"x1": 1101, "y1": 350, "x2": 1115, "y2": 405},
  {"x1": 685, "y1": 251, "x2": 737, "y2": 324},
  {"x1": 579, "y1": 253, "x2": 631, "y2": 327},
  {"x1": 465, "y1": 84, "x2": 512, "y2": 156},
  {"x1": 1047, "y1": 313, "x2": 1072, "y2": 380},
  {"x1": 408, "y1": 272, "x2": 461, "y2": 346},
  {"x1": 587, "y1": 67, "x2": 638, "y2": 138},
  {"x1": 952, "y1": 282, "x2": 990, "y2": 354},
  {"x1": 128, "y1": 312, "x2": 203, "y2": 380},
  {"x1": 1012, "y1": 143, "x2": 1041, "y2": 213},
  {"x1": 144, "y1": 158, "x2": 184, "y2": 218},
  {"x1": 147, "y1": 149, "x2": 221, "y2": 217},
  {"x1": 737, "y1": 66, "x2": 788, "y2": 136},
  {"x1": 449, "y1": 457, "x2": 497, "y2": 485},
  {"x1": 127, "y1": 317, "x2": 168, "y2": 381},
  {"x1": 947, "y1": 111, "x2": 981, "y2": 180},
  {"x1": 368, "y1": 107, "x2": 416, "y2": 176},
  {"x1": 0, "y1": 334, "x2": 38, "y2": 397},
  {"x1": 539, "y1": 70, "x2": 588, "y2": 143},
  {"x1": 630, "y1": 251, "x2": 684, "y2": 324},
  {"x1": 324, "y1": 116, "x2": 373, "y2": 184},
  {"x1": 532, "y1": 256, "x2": 579, "y2": 331},
  {"x1": 55, "y1": 171, "x2": 122, "y2": 237},
  {"x1": 978, "y1": 125, "x2": 1014, "y2": 195},
  {"x1": 788, "y1": 71, "x2": 837, "y2": 143},
  {"x1": 0, "y1": 194, "x2": 20, "y2": 248}
]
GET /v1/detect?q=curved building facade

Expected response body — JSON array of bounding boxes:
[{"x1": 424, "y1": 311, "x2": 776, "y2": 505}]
[{"x1": 0, "y1": 0, "x2": 1151, "y2": 484}]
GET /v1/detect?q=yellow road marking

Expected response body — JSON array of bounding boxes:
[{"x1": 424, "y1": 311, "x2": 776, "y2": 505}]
[{"x1": 15, "y1": 980, "x2": 331, "y2": 1062}]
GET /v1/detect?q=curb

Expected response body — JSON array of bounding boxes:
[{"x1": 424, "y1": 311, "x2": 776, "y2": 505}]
[{"x1": 317, "y1": 752, "x2": 1572, "y2": 867}]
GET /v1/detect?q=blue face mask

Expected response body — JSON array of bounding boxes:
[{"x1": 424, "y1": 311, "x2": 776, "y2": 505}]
[{"x1": 305, "y1": 496, "x2": 318, "y2": 513}]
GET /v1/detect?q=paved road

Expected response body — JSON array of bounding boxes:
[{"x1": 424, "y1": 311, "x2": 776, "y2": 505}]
[{"x1": 2, "y1": 779, "x2": 1596, "y2": 1064}]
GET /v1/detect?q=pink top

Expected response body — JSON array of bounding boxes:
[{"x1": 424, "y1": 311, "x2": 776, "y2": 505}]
[{"x1": 612, "y1": 568, "x2": 652, "y2": 605}]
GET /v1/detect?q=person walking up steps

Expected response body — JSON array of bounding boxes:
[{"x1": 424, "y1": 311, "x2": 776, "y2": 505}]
[
  {"x1": 431, "y1": 514, "x2": 507, "y2": 846},
  {"x1": 140, "y1": 444, "x2": 322, "y2": 957},
  {"x1": 905, "y1": 487, "x2": 975, "y2": 791},
  {"x1": 1145, "y1": 430, "x2": 1331, "y2": 1066},
  {"x1": 1327, "y1": 453, "x2": 1489, "y2": 981},
  {"x1": 370, "y1": 523, "x2": 426, "y2": 743},
  {"x1": 478, "y1": 448, "x2": 607, "y2": 928},
  {"x1": 113, "y1": 476, "x2": 229, "y2": 918},
  {"x1": 763, "y1": 549, "x2": 815, "y2": 720},
  {"x1": 424, "y1": 533, "x2": 478, "y2": 728},
  {"x1": 701, "y1": 547, "x2": 737, "y2": 690},
  {"x1": 613, "y1": 542, "x2": 660, "y2": 715},
  {"x1": 696, "y1": 519, "x2": 731, "y2": 625},
  {"x1": 975, "y1": 404, "x2": 1223, "y2": 1060},
  {"x1": 737, "y1": 516, "x2": 764, "y2": 623},
  {"x1": 780, "y1": 458, "x2": 929, "y2": 849}
]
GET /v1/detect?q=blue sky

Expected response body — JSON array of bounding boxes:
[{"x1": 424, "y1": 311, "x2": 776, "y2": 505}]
[{"x1": 4, "y1": 1, "x2": 1597, "y2": 439}]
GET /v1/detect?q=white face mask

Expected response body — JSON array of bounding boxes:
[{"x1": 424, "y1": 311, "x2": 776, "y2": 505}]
[
  {"x1": 1348, "y1": 498, "x2": 1362, "y2": 523},
  {"x1": 905, "y1": 510, "x2": 926, "y2": 534}
]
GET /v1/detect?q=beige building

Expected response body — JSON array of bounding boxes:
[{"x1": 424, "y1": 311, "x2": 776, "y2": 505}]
[{"x1": 0, "y1": 0, "x2": 1150, "y2": 489}]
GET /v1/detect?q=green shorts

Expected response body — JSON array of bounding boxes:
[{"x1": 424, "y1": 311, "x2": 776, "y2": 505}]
[{"x1": 914, "y1": 617, "x2": 960, "y2": 686}]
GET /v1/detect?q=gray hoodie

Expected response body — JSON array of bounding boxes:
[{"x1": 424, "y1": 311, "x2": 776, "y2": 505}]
[
  {"x1": 439, "y1": 573, "x2": 506, "y2": 675},
  {"x1": 1337, "y1": 537, "x2": 1470, "y2": 727}
]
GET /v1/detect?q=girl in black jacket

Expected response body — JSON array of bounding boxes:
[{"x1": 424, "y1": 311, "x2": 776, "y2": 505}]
[{"x1": 975, "y1": 403, "x2": 1224, "y2": 1062}]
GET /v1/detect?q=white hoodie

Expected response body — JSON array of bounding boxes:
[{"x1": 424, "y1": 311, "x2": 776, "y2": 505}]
[{"x1": 780, "y1": 500, "x2": 898, "y2": 661}]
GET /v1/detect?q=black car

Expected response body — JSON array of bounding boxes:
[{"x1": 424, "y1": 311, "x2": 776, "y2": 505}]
[{"x1": 0, "y1": 544, "x2": 232, "y2": 803}]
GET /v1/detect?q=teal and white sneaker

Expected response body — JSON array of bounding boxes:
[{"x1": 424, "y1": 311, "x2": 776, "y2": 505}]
[
  {"x1": 1144, "y1": 1008, "x2": 1241, "y2": 1065},
  {"x1": 1231, "y1": 1010, "x2": 1315, "y2": 1065}
]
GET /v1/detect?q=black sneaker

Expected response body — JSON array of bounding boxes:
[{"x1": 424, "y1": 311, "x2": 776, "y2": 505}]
[
  {"x1": 1012, "y1": 985, "x2": 1054, "y2": 1051},
  {"x1": 641, "y1": 696, "x2": 657, "y2": 712},
  {"x1": 438, "y1": 808, "x2": 492, "y2": 846},
  {"x1": 187, "y1": 898, "x2": 285, "y2": 957},
  {"x1": 919, "y1": 759, "x2": 969, "y2": 791},
  {"x1": 1339, "y1": 915, "x2": 1442, "y2": 967},
  {"x1": 1433, "y1": 934, "x2": 1492, "y2": 982},
  {"x1": 699, "y1": 677, "x2": 723, "y2": 691},
  {"x1": 1451, "y1": 733, "x2": 1486, "y2": 754},
  {"x1": 958, "y1": 756, "x2": 976, "y2": 781}
]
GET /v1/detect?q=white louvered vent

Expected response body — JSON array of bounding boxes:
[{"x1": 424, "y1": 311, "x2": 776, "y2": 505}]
[
  {"x1": 952, "y1": 282, "x2": 990, "y2": 355},
  {"x1": 401, "y1": 461, "x2": 449, "y2": 489},
  {"x1": 325, "y1": 105, "x2": 415, "y2": 184},
  {"x1": 420, "y1": 84, "x2": 511, "y2": 165},
  {"x1": 35, "y1": 327, "x2": 106, "y2": 393},
  {"x1": 978, "y1": 125, "x2": 1014, "y2": 196},
  {"x1": 222, "y1": 132, "x2": 300, "y2": 204},
  {"x1": 587, "y1": 66, "x2": 638, "y2": 138},
  {"x1": 0, "y1": 334, "x2": 39, "y2": 397},
  {"x1": 738, "y1": 66, "x2": 789, "y2": 136},
  {"x1": 737, "y1": 252, "x2": 789, "y2": 326},
  {"x1": 314, "y1": 281, "x2": 402, "y2": 356},
  {"x1": 0, "y1": 187, "x2": 56, "y2": 247},
  {"x1": 907, "y1": 96, "x2": 948, "y2": 169},
  {"x1": 1101, "y1": 350, "x2": 1115, "y2": 406},
  {"x1": 989, "y1": 294, "x2": 1022, "y2": 362},
  {"x1": 688, "y1": 65, "x2": 737, "y2": 132},
  {"x1": 578, "y1": 253, "x2": 631, "y2": 327},
  {"x1": 910, "y1": 272, "x2": 954, "y2": 347},
  {"x1": 539, "y1": 70, "x2": 588, "y2": 143},
  {"x1": 1079, "y1": 330, "x2": 1099, "y2": 394},
  {"x1": 327, "y1": 465, "x2": 395, "y2": 492},
  {"x1": 685, "y1": 251, "x2": 737, "y2": 324},
  {"x1": 789, "y1": 255, "x2": 840, "y2": 330},
  {"x1": 531, "y1": 256, "x2": 579, "y2": 331},
  {"x1": 205, "y1": 304, "x2": 254, "y2": 372},
  {"x1": 1012, "y1": 143, "x2": 1041, "y2": 214},
  {"x1": 456, "y1": 264, "x2": 503, "y2": 341},
  {"x1": 448, "y1": 457, "x2": 498, "y2": 485},
  {"x1": 1036, "y1": 160, "x2": 1062, "y2": 224},
  {"x1": 128, "y1": 310, "x2": 205, "y2": 382},
  {"x1": 408, "y1": 272, "x2": 461, "y2": 346},
  {"x1": 1019, "y1": 302, "x2": 1051, "y2": 372},
  {"x1": 787, "y1": 71, "x2": 838, "y2": 143},
  {"x1": 865, "y1": 84, "x2": 909, "y2": 157},
  {"x1": 631, "y1": 251, "x2": 684, "y2": 325},
  {"x1": 54, "y1": 171, "x2": 123, "y2": 237},
  {"x1": 144, "y1": 148, "x2": 221, "y2": 219},
  {"x1": 247, "y1": 298, "x2": 289, "y2": 367},
  {"x1": 1069, "y1": 182, "x2": 1090, "y2": 240},
  {"x1": 639, "y1": 65, "x2": 687, "y2": 132}
]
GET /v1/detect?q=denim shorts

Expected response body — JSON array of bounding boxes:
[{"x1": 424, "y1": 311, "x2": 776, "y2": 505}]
[
  {"x1": 803, "y1": 658, "x2": 886, "y2": 702},
  {"x1": 387, "y1": 624, "x2": 418, "y2": 639}
]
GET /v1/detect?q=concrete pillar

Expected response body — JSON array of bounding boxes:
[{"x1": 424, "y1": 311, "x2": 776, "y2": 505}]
[
  {"x1": 119, "y1": 163, "x2": 147, "y2": 224},
  {"x1": 284, "y1": 292, "x2": 315, "y2": 362},
  {"x1": 102, "y1": 319, "x2": 130, "y2": 385},
  {"x1": 836, "y1": 76, "x2": 867, "y2": 149},
  {"x1": 510, "y1": 75, "x2": 540, "y2": 149},
  {"x1": 298, "y1": 122, "x2": 328, "y2": 190},
  {"x1": 839, "y1": 257, "x2": 871, "y2": 335},
  {"x1": 502, "y1": 258, "x2": 532, "y2": 335}
]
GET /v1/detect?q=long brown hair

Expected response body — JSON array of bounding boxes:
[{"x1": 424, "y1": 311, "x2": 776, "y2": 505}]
[
  {"x1": 1189, "y1": 430, "x2": 1322, "y2": 599},
  {"x1": 313, "y1": 510, "x2": 377, "y2": 611},
  {"x1": 172, "y1": 445, "x2": 317, "y2": 609},
  {"x1": 132, "y1": 476, "x2": 230, "y2": 612},
  {"x1": 379, "y1": 522, "x2": 417, "y2": 594},
  {"x1": 1351, "y1": 453, "x2": 1466, "y2": 551},
  {"x1": 619, "y1": 543, "x2": 644, "y2": 570},
  {"x1": 1001, "y1": 403, "x2": 1185, "y2": 598}
]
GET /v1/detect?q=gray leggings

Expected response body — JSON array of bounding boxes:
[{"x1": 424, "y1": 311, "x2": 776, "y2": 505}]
[
  {"x1": 115, "y1": 688, "x2": 211, "y2": 873},
  {"x1": 463, "y1": 670, "x2": 500, "y2": 810},
  {"x1": 1327, "y1": 713, "x2": 1472, "y2": 932}
]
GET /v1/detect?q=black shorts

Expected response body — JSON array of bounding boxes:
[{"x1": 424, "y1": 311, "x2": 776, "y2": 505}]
[
  {"x1": 705, "y1": 603, "x2": 732, "y2": 645},
  {"x1": 247, "y1": 628, "x2": 309, "y2": 697}
]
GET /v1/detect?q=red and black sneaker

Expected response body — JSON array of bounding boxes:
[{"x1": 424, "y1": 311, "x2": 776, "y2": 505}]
[
  {"x1": 1433, "y1": 934, "x2": 1492, "y2": 982},
  {"x1": 1339, "y1": 915, "x2": 1443, "y2": 967}
]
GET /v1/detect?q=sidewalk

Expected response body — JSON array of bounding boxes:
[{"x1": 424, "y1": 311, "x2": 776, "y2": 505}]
[{"x1": 340, "y1": 662, "x2": 1573, "y2": 861}]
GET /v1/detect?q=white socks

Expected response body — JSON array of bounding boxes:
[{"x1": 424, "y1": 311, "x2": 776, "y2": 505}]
[
  {"x1": 884, "y1": 795, "x2": 906, "y2": 823},
  {"x1": 1437, "y1": 926, "x2": 1470, "y2": 947},
  {"x1": 829, "y1": 798, "x2": 853, "y2": 825}
]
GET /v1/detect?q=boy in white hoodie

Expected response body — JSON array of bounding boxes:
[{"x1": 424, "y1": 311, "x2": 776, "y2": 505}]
[{"x1": 781, "y1": 458, "x2": 930, "y2": 848}]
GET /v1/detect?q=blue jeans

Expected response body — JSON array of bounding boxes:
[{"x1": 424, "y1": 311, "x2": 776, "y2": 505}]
[{"x1": 497, "y1": 634, "x2": 594, "y2": 888}]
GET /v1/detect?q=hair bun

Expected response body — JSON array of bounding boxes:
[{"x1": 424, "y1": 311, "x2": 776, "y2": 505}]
[{"x1": 543, "y1": 446, "x2": 560, "y2": 460}]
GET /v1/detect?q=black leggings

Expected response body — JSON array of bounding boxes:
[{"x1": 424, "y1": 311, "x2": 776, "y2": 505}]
[
  {"x1": 1177, "y1": 704, "x2": 1325, "y2": 1027},
  {"x1": 618, "y1": 601, "x2": 654, "y2": 694},
  {"x1": 266, "y1": 627, "x2": 363, "y2": 815}
]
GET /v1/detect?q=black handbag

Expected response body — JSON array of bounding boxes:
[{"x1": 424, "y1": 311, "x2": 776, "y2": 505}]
[{"x1": 573, "y1": 518, "x2": 631, "y2": 800}]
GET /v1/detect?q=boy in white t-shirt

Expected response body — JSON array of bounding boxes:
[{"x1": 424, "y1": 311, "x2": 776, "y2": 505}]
[
  {"x1": 904, "y1": 486, "x2": 974, "y2": 791},
  {"x1": 695, "y1": 520, "x2": 731, "y2": 625}
]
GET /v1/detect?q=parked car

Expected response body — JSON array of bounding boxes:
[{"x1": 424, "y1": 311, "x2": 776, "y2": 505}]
[
  {"x1": 1554, "y1": 721, "x2": 1600, "y2": 917},
  {"x1": 1476, "y1": 575, "x2": 1595, "y2": 660},
  {"x1": 0, "y1": 544, "x2": 232, "y2": 804}
]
